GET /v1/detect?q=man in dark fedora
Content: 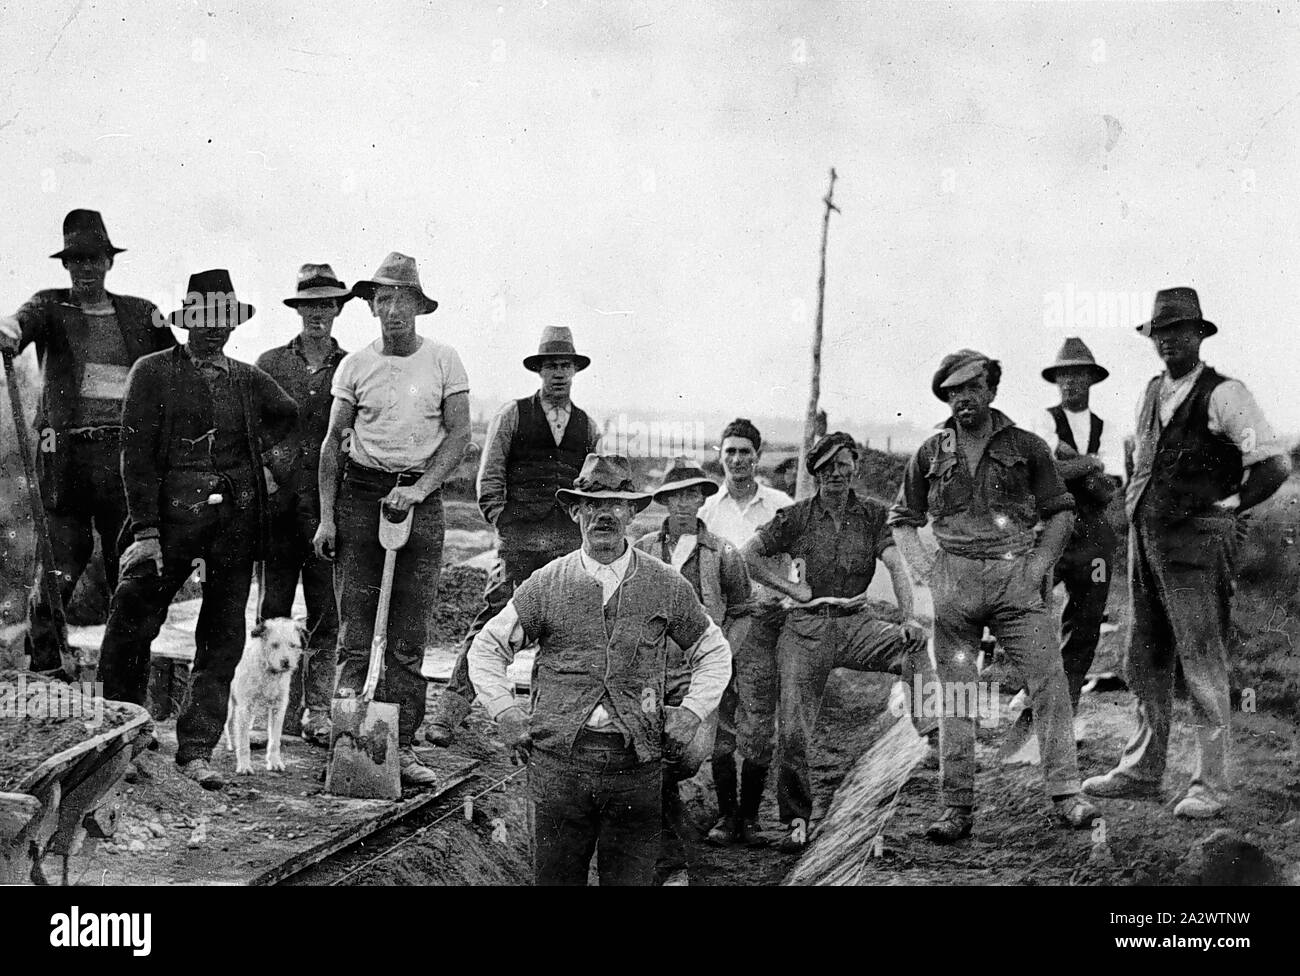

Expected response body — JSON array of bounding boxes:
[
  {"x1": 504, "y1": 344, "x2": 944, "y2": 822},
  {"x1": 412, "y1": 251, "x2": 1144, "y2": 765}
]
[
  {"x1": 1004, "y1": 338, "x2": 1124, "y2": 747},
  {"x1": 634, "y1": 458, "x2": 751, "y2": 885},
  {"x1": 97, "y1": 270, "x2": 297, "y2": 789},
  {"x1": 254, "y1": 264, "x2": 352, "y2": 745},
  {"x1": 1084, "y1": 288, "x2": 1289, "y2": 819},
  {"x1": 469, "y1": 454, "x2": 732, "y2": 885},
  {"x1": 314, "y1": 252, "x2": 470, "y2": 788},
  {"x1": 890, "y1": 352, "x2": 1100, "y2": 841},
  {"x1": 426, "y1": 325, "x2": 600, "y2": 747},
  {"x1": 0, "y1": 210, "x2": 176, "y2": 672},
  {"x1": 745, "y1": 431, "x2": 937, "y2": 852}
]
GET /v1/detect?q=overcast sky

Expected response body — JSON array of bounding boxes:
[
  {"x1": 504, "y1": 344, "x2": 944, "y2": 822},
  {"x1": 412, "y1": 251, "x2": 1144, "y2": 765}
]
[{"x1": 2, "y1": 1, "x2": 1297, "y2": 447}]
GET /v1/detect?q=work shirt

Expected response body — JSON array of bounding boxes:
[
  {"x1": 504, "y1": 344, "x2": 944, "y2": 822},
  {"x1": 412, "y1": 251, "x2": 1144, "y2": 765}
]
[
  {"x1": 1139, "y1": 362, "x2": 1285, "y2": 467},
  {"x1": 752, "y1": 490, "x2": 893, "y2": 599},
  {"x1": 635, "y1": 517, "x2": 752, "y2": 624},
  {"x1": 1025, "y1": 406, "x2": 1124, "y2": 479},
  {"x1": 331, "y1": 337, "x2": 469, "y2": 472},
  {"x1": 477, "y1": 395, "x2": 601, "y2": 523},
  {"x1": 889, "y1": 409, "x2": 1075, "y2": 559},
  {"x1": 468, "y1": 548, "x2": 732, "y2": 728},
  {"x1": 66, "y1": 302, "x2": 132, "y2": 425},
  {"x1": 257, "y1": 335, "x2": 347, "y2": 496},
  {"x1": 700, "y1": 481, "x2": 794, "y2": 603}
]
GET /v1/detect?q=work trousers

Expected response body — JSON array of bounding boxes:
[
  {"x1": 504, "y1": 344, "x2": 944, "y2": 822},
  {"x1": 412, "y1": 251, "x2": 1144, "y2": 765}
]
[
  {"x1": 333, "y1": 462, "x2": 443, "y2": 748},
  {"x1": 98, "y1": 498, "x2": 257, "y2": 766},
  {"x1": 28, "y1": 437, "x2": 128, "y2": 670},
  {"x1": 932, "y1": 549, "x2": 1082, "y2": 808},
  {"x1": 1054, "y1": 517, "x2": 1115, "y2": 710},
  {"x1": 439, "y1": 512, "x2": 580, "y2": 715},
  {"x1": 733, "y1": 603, "x2": 784, "y2": 766},
  {"x1": 529, "y1": 730, "x2": 662, "y2": 886},
  {"x1": 775, "y1": 609, "x2": 932, "y2": 825},
  {"x1": 260, "y1": 490, "x2": 338, "y2": 732},
  {"x1": 1112, "y1": 515, "x2": 1234, "y2": 801}
]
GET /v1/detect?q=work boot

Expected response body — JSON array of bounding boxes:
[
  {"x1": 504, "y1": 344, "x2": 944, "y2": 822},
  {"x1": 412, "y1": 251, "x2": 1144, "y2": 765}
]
[
  {"x1": 1174, "y1": 787, "x2": 1225, "y2": 820},
  {"x1": 1053, "y1": 794, "x2": 1101, "y2": 829},
  {"x1": 925, "y1": 806, "x2": 973, "y2": 843},
  {"x1": 736, "y1": 818, "x2": 768, "y2": 847},
  {"x1": 705, "y1": 756, "x2": 739, "y2": 845},
  {"x1": 399, "y1": 747, "x2": 438, "y2": 788},
  {"x1": 300, "y1": 710, "x2": 332, "y2": 748},
  {"x1": 738, "y1": 760, "x2": 770, "y2": 847},
  {"x1": 1082, "y1": 769, "x2": 1161, "y2": 801},
  {"x1": 424, "y1": 690, "x2": 473, "y2": 747},
  {"x1": 179, "y1": 759, "x2": 226, "y2": 791}
]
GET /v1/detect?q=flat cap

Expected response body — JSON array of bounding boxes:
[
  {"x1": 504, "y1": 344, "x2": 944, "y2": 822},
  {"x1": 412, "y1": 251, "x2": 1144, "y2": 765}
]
[
  {"x1": 932, "y1": 349, "x2": 996, "y2": 401},
  {"x1": 806, "y1": 431, "x2": 859, "y2": 474}
]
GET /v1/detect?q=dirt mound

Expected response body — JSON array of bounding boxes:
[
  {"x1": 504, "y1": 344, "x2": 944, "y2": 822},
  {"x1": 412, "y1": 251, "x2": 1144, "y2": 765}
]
[{"x1": 430, "y1": 566, "x2": 489, "y2": 645}]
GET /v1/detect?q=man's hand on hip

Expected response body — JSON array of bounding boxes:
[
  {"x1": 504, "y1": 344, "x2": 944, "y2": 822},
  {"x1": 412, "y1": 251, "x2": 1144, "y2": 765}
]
[
  {"x1": 663, "y1": 705, "x2": 702, "y2": 756},
  {"x1": 121, "y1": 538, "x2": 164, "y2": 576},
  {"x1": 496, "y1": 706, "x2": 532, "y2": 765}
]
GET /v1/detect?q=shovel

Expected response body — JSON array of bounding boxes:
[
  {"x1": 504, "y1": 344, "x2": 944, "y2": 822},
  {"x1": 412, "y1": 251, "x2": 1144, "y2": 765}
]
[{"x1": 326, "y1": 502, "x2": 413, "y2": 800}]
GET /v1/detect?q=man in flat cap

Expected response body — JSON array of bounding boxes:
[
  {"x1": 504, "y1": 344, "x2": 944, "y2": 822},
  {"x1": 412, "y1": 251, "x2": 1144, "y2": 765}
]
[
  {"x1": 634, "y1": 458, "x2": 751, "y2": 884},
  {"x1": 314, "y1": 252, "x2": 471, "y2": 788},
  {"x1": 890, "y1": 350, "x2": 1100, "y2": 841},
  {"x1": 426, "y1": 325, "x2": 600, "y2": 747},
  {"x1": 469, "y1": 454, "x2": 732, "y2": 885},
  {"x1": 254, "y1": 264, "x2": 353, "y2": 745},
  {"x1": 697, "y1": 418, "x2": 793, "y2": 846},
  {"x1": 1006, "y1": 338, "x2": 1124, "y2": 748},
  {"x1": 743, "y1": 431, "x2": 936, "y2": 853},
  {"x1": 1084, "y1": 289, "x2": 1289, "y2": 819},
  {"x1": 0, "y1": 210, "x2": 176, "y2": 672},
  {"x1": 98, "y1": 270, "x2": 297, "y2": 789}
]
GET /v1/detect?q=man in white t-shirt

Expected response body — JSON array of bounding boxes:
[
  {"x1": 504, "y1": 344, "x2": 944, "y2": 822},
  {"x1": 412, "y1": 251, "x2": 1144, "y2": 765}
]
[
  {"x1": 1018, "y1": 338, "x2": 1122, "y2": 739},
  {"x1": 697, "y1": 418, "x2": 794, "y2": 846},
  {"x1": 313, "y1": 252, "x2": 471, "y2": 788}
]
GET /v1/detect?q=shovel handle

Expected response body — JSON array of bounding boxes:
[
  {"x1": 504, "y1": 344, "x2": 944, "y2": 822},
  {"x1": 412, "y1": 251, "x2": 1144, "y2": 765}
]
[{"x1": 361, "y1": 548, "x2": 398, "y2": 701}]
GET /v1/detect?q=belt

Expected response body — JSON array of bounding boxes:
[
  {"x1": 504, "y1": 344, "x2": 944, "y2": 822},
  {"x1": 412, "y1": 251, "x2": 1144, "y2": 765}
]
[
  {"x1": 796, "y1": 603, "x2": 861, "y2": 619},
  {"x1": 67, "y1": 424, "x2": 133, "y2": 442},
  {"x1": 343, "y1": 457, "x2": 427, "y2": 488}
]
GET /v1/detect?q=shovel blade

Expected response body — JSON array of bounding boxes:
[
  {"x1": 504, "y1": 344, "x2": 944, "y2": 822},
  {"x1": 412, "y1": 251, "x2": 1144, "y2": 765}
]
[{"x1": 326, "y1": 697, "x2": 401, "y2": 800}]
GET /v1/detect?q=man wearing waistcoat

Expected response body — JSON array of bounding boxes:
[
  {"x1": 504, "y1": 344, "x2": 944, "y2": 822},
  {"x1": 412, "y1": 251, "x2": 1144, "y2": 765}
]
[
  {"x1": 0, "y1": 210, "x2": 176, "y2": 672},
  {"x1": 254, "y1": 264, "x2": 352, "y2": 745},
  {"x1": 469, "y1": 455, "x2": 732, "y2": 886},
  {"x1": 97, "y1": 270, "x2": 297, "y2": 790},
  {"x1": 1084, "y1": 289, "x2": 1289, "y2": 819},
  {"x1": 1008, "y1": 338, "x2": 1123, "y2": 746},
  {"x1": 634, "y1": 459, "x2": 751, "y2": 885},
  {"x1": 426, "y1": 326, "x2": 600, "y2": 747}
]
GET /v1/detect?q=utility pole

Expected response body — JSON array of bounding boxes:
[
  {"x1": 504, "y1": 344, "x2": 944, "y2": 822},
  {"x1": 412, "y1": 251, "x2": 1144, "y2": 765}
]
[{"x1": 795, "y1": 168, "x2": 839, "y2": 500}]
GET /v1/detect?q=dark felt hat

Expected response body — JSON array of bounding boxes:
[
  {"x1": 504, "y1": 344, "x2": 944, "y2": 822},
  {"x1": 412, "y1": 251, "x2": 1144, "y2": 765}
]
[
  {"x1": 50, "y1": 209, "x2": 126, "y2": 260},
  {"x1": 523, "y1": 326, "x2": 591, "y2": 372},
  {"x1": 166, "y1": 269, "x2": 256, "y2": 329},
  {"x1": 283, "y1": 263, "x2": 353, "y2": 307},
  {"x1": 652, "y1": 458, "x2": 720, "y2": 504},
  {"x1": 1136, "y1": 287, "x2": 1216, "y2": 338}
]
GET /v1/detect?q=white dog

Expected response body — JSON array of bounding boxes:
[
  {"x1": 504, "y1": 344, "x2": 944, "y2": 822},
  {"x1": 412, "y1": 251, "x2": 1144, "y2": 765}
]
[{"x1": 224, "y1": 617, "x2": 305, "y2": 775}]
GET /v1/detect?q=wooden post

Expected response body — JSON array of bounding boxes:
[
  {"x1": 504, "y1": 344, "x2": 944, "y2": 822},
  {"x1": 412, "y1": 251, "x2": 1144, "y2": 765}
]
[{"x1": 795, "y1": 168, "x2": 839, "y2": 500}]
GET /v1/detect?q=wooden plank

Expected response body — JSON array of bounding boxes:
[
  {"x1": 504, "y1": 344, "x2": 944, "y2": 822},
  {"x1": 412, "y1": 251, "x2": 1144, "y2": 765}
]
[{"x1": 250, "y1": 763, "x2": 480, "y2": 886}]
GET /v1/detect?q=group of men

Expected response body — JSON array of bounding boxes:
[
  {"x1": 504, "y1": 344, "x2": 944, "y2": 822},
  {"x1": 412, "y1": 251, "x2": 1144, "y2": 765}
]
[{"x1": 1, "y1": 208, "x2": 1288, "y2": 885}]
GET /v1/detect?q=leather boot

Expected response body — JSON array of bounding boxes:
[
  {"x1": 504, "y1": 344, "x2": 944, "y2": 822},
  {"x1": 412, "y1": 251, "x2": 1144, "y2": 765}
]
[
  {"x1": 737, "y1": 760, "x2": 770, "y2": 847},
  {"x1": 706, "y1": 756, "x2": 739, "y2": 845},
  {"x1": 423, "y1": 690, "x2": 473, "y2": 747}
]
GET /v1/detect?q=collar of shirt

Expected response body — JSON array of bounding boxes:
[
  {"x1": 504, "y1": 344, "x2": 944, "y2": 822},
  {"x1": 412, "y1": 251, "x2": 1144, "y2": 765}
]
[
  {"x1": 812, "y1": 489, "x2": 865, "y2": 523},
  {"x1": 183, "y1": 345, "x2": 231, "y2": 373},
  {"x1": 1155, "y1": 361, "x2": 1206, "y2": 425},
  {"x1": 579, "y1": 544, "x2": 633, "y2": 601},
  {"x1": 289, "y1": 334, "x2": 344, "y2": 370},
  {"x1": 540, "y1": 396, "x2": 571, "y2": 444}
]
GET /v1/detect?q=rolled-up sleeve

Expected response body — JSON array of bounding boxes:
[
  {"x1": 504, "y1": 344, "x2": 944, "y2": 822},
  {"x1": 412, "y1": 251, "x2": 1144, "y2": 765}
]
[
  {"x1": 678, "y1": 618, "x2": 732, "y2": 721},
  {"x1": 1210, "y1": 380, "x2": 1287, "y2": 467},
  {"x1": 888, "y1": 447, "x2": 932, "y2": 528},
  {"x1": 477, "y1": 400, "x2": 517, "y2": 525},
  {"x1": 467, "y1": 601, "x2": 528, "y2": 718}
]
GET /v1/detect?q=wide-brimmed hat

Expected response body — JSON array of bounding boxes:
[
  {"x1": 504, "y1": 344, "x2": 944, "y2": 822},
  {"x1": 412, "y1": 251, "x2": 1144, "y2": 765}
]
[
  {"x1": 166, "y1": 269, "x2": 256, "y2": 329},
  {"x1": 652, "y1": 458, "x2": 719, "y2": 504},
  {"x1": 806, "y1": 431, "x2": 860, "y2": 474},
  {"x1": 1042, "y1": 337, "x2": 1109, "y2": 384},
  {"x1": 50, "y1": 209, "x2": 126, "y2": 260},
  {"x1": 932, "y1": 349, "x2": 996, "y2": 401},
  {"x1": 351, "y1": 252, "x2": 438, "y2": 314},
  {"x1": 1136, "y1": 287, "x2": 1217, "y2": 338},
  {"x1": 555, "y1": 454, "x2": 653, "y2": 513},
  {"x1": 283, "y1": 263, "x2": 353, "y2": 308},
  {"x1": 523, "y1": 326, "x2": 591, "y2": 372}
]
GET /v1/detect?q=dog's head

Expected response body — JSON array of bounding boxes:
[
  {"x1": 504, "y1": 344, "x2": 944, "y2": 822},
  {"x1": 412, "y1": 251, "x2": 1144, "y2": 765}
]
[{"x1": 251, "y1": 618, "x2": 305, "y2": 675}]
